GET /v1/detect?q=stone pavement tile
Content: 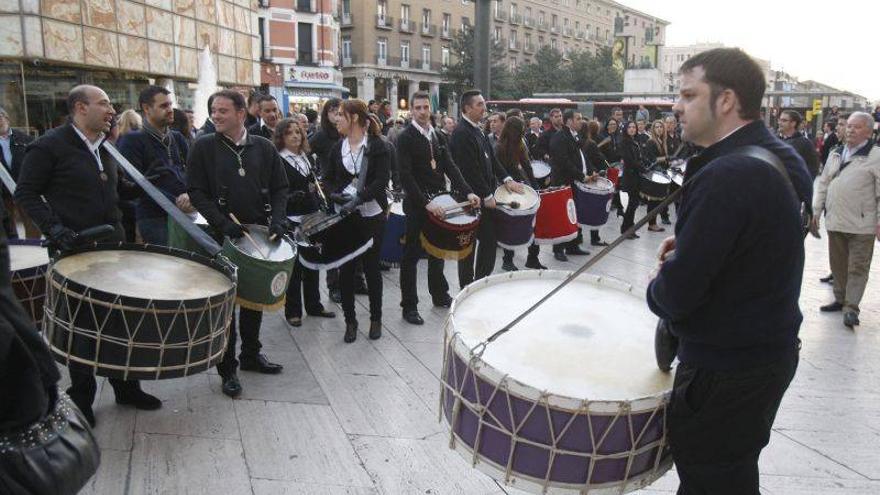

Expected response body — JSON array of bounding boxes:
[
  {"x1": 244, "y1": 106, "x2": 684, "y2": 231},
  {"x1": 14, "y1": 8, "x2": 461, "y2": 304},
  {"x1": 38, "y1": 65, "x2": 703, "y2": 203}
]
[
  {"x1": 78, "y1": 448, "x2": 130, "y2": 495},
  {"x1": 351, "y1": 433, "x2": 505, "y2": 495},
  {"x1": 134, "y1": 373, "x2": 240, "y2": 440},
  {"x1": 760, "y1": 474, "x2": 880, "y2": 495},
  {"x1": 251, "y1": 479, "x2": 379, "y2": 495},
  {"x1": 236, "y1": 400, "x2": 373, "y2": 487},
  {"x1": 759, "y1": 431, "x2": 866, "y2": 479},
  {"x1": 778, "y1": 429, "x2": 880, "y2": 479},
  {"x1": 369, "y1": 336, "x2": 443, "y2": 411},
  {"x1": 128, "y1": 433, "x2": 251, "y2": 495},
  {"x1": 237, "y1": 349, "x2": 329, "y2": 405},
  {"x1": 92, "y1": 378, "x2": 136, "y2": 451}
]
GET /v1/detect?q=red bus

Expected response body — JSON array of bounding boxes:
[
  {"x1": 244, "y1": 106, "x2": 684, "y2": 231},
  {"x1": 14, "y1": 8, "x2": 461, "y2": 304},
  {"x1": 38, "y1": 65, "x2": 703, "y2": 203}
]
[{"x1": 486, "y1": 98, "x2": 674, "y2": 123}]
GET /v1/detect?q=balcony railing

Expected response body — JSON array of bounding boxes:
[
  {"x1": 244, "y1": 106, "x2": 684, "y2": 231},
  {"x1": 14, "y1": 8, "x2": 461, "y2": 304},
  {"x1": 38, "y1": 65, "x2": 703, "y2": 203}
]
[
  {"x1": 399, "y1": 19, "x2": 414, "y2": 33},
  {"x1": 575, "y1": 30, "x2": 585, "y2": 40},
  {"x1": 341, "y1": 12, "x2": 352, "y2": 27},
  {"x1": 421, "y1": 23, "x2": 436, "y2": 36},
  {"x1": 376, "y1": 54, "x2": 388, "y2": 65},
  {"x1": 537, "y1": 20, "x2": 547, "y2": 31},
  {"x1": 523, "y1": 17, "x2": 534, "y2": 28},
  {"x1": 550, "y1": 25, "x2": 559, "y2": 34},
  {"x1": 440, "y1": 27, "x2": 453, "y2": 39},
  {"x1": 494, "y1": 37, "x2": 506, "y2": 49},
  {"x1": 376, "y1": 15, "x2": 393, "y2": 29},
  {"x1": 400, "y1": 58, "x2": 410, "y2": 69},
  {"x1": 342, "y1": 54, "x2": 356, "y2": 66},
  {"x1": 422, "y1": 59, "x2": 431, "y2": 70},
  {"x1": 563, "y1": 27, "x2": 573, "y2": 37},
  {"x1": 510, "y1": 13, "x2": 521, "y2": 25},
  {"x1": 523, "y1": 43, "x2": 534, "y2": 54},
  {"x1": 494, "y1": 10, "x2": 507, "y2": 21},
  {"x1": 508, "y1": 39, "x2": 521, "y2": 51}
]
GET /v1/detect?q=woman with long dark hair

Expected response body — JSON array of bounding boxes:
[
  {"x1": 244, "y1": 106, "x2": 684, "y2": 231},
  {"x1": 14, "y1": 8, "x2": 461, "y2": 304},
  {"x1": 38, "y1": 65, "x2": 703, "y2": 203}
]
[
  {"x1": 495, "y1": 116, "x2": 545, "y2": 270},
  {"x1": 578, "y1": 121, "x2": 609, "y2": 246},
  {"x1": 641, "y1": 120, "x2": 669, "y2": 232},
  {"x1": 619, "y1": 121, "x2": 643, "y2": 239},
  {"x1": 324, "y1": 100, "x2": 391, "y2": 343},
  {"x1": 598, "y1": 118, "x2": 622, "y2": 213},
  {"x1": 274, "y1": 118, "x2": 336, "y2": 327}
]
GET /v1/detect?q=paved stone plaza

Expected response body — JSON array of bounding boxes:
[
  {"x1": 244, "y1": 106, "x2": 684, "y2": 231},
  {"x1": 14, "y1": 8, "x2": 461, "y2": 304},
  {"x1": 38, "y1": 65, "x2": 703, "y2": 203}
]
[{"x1": 75, "y1": 209, "x2": 879, "y2": 495}]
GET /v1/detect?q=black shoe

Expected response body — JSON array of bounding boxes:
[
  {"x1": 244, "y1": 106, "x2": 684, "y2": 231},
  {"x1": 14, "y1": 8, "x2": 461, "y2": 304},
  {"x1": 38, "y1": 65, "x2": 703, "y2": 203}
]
[
  {"x1": 114, "y1": 385, "x2": 162, "y2": 410},
  {"x1": 524, "y1": 257, "x2": 547, "y2": 270},
  {"x1": 553, "y1": 251, "x2": 569, "y2": 262},
  {"x1": 843, "y1": 312, "x2": 859, "y2": 328},
  {"x1": 565, "y1": 247, "x2": 590, "y2": 256},
  {"x1": 221, "y1": 374, "x2": 242, "y2": 398},
  {"x1": 433, "y1": 296, "x2": 453, "y2": 308},
  {"x1": 591, "y1": 240, "x2": 609, "y2": 247},
  {"x1": 307, "y1": 309, "x2": 336, "y2": 318},
  {"x1": 239, "y1": 354, "x2": 283, "y2": 374},
  {"x1": 66, "y1": 389, "x2": 96, "y2": 427},
  {"x1": 402, "y1": 309, "x2": 424, "y2": 325},
  {"x1": 344, "y1": 321, "x2": 358, "y2": 343},
  {"x1": 624, "y1": 233, "x2": 640, "y2": 240},
  {"x1": 647, "y1": 226, "x2": 666, "y2": 232},
  {"x1": 661, "y1": 216, "x2": 672, "y2": 225},
  {"x1": 820, "y1": 301, "x2": 844, "y2": 312},
  {"x1": 369, "y1": 320, "x2": 382, "y2": 340},
  {"x1": 820, "y1": 274, "x2": 834, "y2": 284},
  {"x1": 286, "y1": 316, "x2": 302, "y2": 327},
  {"x1": 502, "y1": 259, "x2": 518, "y2": 271},
  {"x1": 330, "y1": 289, "x2": 342, "y2": 303}
]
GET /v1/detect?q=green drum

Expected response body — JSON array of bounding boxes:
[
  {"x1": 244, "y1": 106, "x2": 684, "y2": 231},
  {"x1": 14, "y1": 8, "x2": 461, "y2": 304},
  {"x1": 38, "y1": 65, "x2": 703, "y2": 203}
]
[
  {"x1": 167, "y1": 213, "x2": 212, "y2": 257},
  {"x1": 220, "y1": 224, "x2": 296, "y2": 311}
]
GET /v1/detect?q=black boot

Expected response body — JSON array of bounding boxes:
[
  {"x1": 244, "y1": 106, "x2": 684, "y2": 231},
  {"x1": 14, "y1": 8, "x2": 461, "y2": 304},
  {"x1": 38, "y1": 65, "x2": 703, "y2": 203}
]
[
  {"x1": 525, "y1": 255, "x2": 547, "y2": 270},
  {"x1": 66, "y1": 387, "x2": 96, "y2": 427},
  {"x1": 239, "y1": 354, "x2": 283, "y2": 374},
  {"x1": 344, "y1": 321, "x2": 358, "y2": 343},
  {"x1": 369, "y1": 320, "x2": 382, "y2": 340},
  {"x1": 112, "y1": 381, "x2": 162, "y2": 410}
]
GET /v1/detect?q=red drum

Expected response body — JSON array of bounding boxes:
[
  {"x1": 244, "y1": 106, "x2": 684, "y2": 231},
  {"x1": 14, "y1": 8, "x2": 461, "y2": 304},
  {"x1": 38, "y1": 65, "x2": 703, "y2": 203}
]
[
  {"x1": 606, "y1": 162, "x2": 621, "y2": 188},
  {"x1": 533, "y1": 186, "x2": 578, "y2": 245},
  {"x1": 421, "y1": 193, "x2": 481, "y2": 260}
]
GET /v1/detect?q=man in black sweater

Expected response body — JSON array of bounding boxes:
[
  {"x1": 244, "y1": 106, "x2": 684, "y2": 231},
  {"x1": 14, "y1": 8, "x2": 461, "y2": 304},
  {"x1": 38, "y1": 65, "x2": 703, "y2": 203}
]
[
  {"x1": 647, "y1": 48, "x2": 812, "y2": 494},
  {"x1": 187, "y1": 90, "x2": 289, "y2": 399},
  {"x1": 117, "y1": 85, "x2": 191, "y2": 245},
  {"x1": 397, "y1": 92, "x2": 479, "y2": 325},
  {"x1": 450, "y1": 90, "x2": 524, "y2": 288},
  {"x1": 778, "y1": 109, "x2": 820, "y2": 178},
  {"x1": 15, "y1": 85, "x2": 161, "y2": 425},
  {"x1": 549, "y1": 109, "x2": 592, "y2": 261},
  {"x1": 247, "y1": 94, "x2": 280, "y2": 140},
  {"x1": 534, "y1": 108, "x2": 562, "y2": 161}
]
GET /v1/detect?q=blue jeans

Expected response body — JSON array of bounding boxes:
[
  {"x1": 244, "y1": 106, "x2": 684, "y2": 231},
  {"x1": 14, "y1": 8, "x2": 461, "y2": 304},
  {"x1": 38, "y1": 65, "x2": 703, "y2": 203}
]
[{"x1": 137, "y1": 217, "x2": 168, "y2": 246}]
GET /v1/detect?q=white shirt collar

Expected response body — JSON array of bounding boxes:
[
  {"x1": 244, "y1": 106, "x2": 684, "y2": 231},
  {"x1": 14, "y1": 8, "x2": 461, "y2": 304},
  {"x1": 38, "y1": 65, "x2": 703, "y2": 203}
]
[
  {"x1": 411, "y1": 119, "x2": 434, "y2": 138},
  {"x1": 569, "y1": 128, "x2": 579, "y2": 138},
  {"x1": 462, "y1": 115, "x2": 482, "y2": 130},
  {"x1": 845, "y1": 140, "x2": 869, "y2": 154},
  {"x1": 223, "y1": 128, "x2": 247, "y2": 146},
  {"x1": 716, "y1": 123, "x2": 748, "y2": 145},
  {"x1": 72, "y1": 123, "x2": 105, "y2": 152},
  {"x1": 280, "y1": 148, "x2": 310, "y2": 175}
]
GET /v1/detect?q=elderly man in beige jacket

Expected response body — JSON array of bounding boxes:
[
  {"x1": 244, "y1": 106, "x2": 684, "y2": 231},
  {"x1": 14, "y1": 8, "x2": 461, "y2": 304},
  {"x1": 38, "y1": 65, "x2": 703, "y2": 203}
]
[{"x1": 813, "y1": 112, "x2": 880, "y2": 328}]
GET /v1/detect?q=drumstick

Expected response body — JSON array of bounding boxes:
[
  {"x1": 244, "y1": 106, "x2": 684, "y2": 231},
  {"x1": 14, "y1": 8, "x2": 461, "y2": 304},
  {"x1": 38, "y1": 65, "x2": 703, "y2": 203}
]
[
  {"x1": 442, "y1": 200, "x2": 474, "y2": 212},
  {"x1": 495, "y1": 200, "x2": 521, "y2": 209},
  {"x1": 228, "y1": 213, "x2": 268, "y2": 259}
]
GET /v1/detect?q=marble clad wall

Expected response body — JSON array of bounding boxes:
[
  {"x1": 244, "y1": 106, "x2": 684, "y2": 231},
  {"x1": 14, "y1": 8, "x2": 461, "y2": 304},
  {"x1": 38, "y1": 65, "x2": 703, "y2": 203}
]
[{"x1": 1, "y1": 0, "x2": 259, "y2": 85}]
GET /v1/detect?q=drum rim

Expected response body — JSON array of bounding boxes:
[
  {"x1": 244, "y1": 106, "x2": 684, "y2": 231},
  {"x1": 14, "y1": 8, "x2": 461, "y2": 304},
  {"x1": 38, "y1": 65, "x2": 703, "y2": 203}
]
[
  {"x1": 9, "y1": 239, "x2": 50, "y2": 275},
  {"x1": 446, "y1": 270, "x2": 671, "y2": 412},
  {"x1": 224, "y1": 224, "x2": 296, "y2": 264},
  {"x1": 493, "y1": 184, "x2": 541, "y2": 215},
  {"x1": 530, "y1": 159, "x2": 551, "y2": 178},
  {"x1": 640, "y1": 171, "x2": 672, "y2": 184},
  {"x1": 575, "y1": 177, "x2": 615, "y2": 193},
  {"x1": 48, "y1": 242, "x2": 237, "y2": 307}
]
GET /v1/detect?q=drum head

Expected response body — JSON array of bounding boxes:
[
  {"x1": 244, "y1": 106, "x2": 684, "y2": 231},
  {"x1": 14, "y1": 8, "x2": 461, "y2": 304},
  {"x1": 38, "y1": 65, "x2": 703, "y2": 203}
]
[
  {"x1": 643, "y1": 171, "x2": 672, "y2": 184},
  {"x1": 232, "y1": 225, "x2": 296, "y2": 262},
  {"x1": 389, "y1": 200, "x2": 404, "y2": 216},
  {"x1": 431, "y1": 194, "x2": 478, "y2": 226},
  {"x1": 451, "y1": 272, "x2": 672, "y2": 401},
  {"x1": 52, "y1": 250, "x2": 234, "y2": 301},
  {"x1": 530, "y1": 160, "x2": 551, "y2": 179},
  {"x1": 494, "y1": 184, "x2": 540, "y2": 212},
  {"x1": 10, "y1": 244, "x2": 50, "y2": 272},
  {"x1": 577, "y1": 177, "x2": 614, "y2": 193}
]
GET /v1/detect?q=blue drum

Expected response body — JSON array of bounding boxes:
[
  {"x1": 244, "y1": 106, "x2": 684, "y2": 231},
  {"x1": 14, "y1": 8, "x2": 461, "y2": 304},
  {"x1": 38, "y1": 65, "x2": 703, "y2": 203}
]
[
  {"x1": 493, "y1": 184, "x2": 541, "y2": 250},
  {"x1": 380, "y1": 200, "x2": 406, "y2": 264},
  {"x1": 573, "y1": 177, "x2": 615, "y2": 227}
]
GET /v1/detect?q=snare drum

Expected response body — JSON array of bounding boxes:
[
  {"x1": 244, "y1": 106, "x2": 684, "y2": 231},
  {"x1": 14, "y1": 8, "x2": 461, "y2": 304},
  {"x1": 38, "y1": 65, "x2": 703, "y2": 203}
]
[
  {"x1": 296, "y1": 211, "x2": 373, "y2": 270},
  {"x1": 221, "y1": 224, "x2": 296, "y2": 311},
  {"x1": 10, "y1": 239, "x2": 50, "y2": 325},
  {"x1": 639, "y1": 170, "x2": 671, "y2": 201},
  {"x1": 442, "y1": 270, "x2": 673, "y2": 493},
  {"x1": 573, "y1": 177, "x2": 615, "y2": 227},
  {"x1": 167, "y1": 212, "x2": 211, "y2": 256},
  {"x1": 421, "y1": 193, "x2": 480, "y2": 261},
  {"x1": 43, "y1": 244, "x2": 236, "y2": 380},
  {"x1": 380, "y1": 200, "x2": 406, "y2": 264},
  {"x1": 530, "y1": 160, "x2": 551, "y2": 181},
  {"x1": 533, "y1": 186, "x2": 578, "y2": 245},
  {"x1": 493, "y1": 184, "x2": 540, "y2": 249}
]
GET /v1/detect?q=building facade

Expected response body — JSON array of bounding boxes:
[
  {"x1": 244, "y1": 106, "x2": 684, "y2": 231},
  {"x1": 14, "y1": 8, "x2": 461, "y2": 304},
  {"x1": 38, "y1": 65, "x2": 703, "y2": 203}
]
[
  {"x1": 338, "y1": 0, "x2": 477, "y2": 116},
  {"x1": 256, "y1": 0, "x2": 347, "y2": 113},
  {"x1": 0, "y1": 0, "x2": 261, "y2": 134},
  {"x1": 659, "y1": 43, "x2": 771, "y2": 92}
]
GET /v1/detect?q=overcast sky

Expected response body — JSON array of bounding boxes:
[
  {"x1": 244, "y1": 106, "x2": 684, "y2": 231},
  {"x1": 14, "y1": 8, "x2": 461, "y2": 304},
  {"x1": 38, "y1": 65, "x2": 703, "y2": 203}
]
[{"x1": 621, "y1": 0, "x2": 879, "y2": 102}]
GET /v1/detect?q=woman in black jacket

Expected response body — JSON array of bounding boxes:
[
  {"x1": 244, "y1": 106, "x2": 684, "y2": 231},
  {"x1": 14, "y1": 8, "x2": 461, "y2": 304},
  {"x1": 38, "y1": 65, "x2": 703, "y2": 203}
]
[
  {"x1": 324, "y1": 99, "x2": 391, "y2": 343},
  {"x1": 640, "y1": 120, "x2": 669, "y2": 232},
  {"x1": 275, "y1": 118, "x2": 336, "y2": 328},
  {"x1": 598, "y1": 118, "x2": 623, "y2": 212},
  {"x1": 579, "y1": 121, "x2": 609, "y2": 246},
  {"x1": 619, "y1": 121, "x2": 643, "y2": 238}
]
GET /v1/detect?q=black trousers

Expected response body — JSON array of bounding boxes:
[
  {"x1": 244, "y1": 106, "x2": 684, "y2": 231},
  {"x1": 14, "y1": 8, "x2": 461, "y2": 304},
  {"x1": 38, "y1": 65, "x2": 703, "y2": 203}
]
[
  {"x1": 458, "y1": 210, "x2": 498, "y2": 288},
  {"x1": 341, "y1": 215, "x2": 384, "y2": 323},
  {"x1": 285, "y1": 258, "x2": 324, "y2": 318},
  {"x1": 646, "y1": 199, "x2": 662, "y2": 227},
  {"x1": 400, "y1": 207, "x2": 449, "y2": 309},
  {"x1": 67, "y1": 369, "x2": 140, "y2": 409},
  {"x1": 621, "y1": 193, "x2": 640, "y2": 232},
  {"x1": 669, "y1": 350, "x2": 799, "y2": 495},
  {"x1": 553, "y1": 228, "x2": 584, "y2": 253},
  {"x1": 502, "y1": 244, "x2": 540, "y2": 262},
  {"x1": 217, "y1": 307, "x2": 263, "y2": 376}
]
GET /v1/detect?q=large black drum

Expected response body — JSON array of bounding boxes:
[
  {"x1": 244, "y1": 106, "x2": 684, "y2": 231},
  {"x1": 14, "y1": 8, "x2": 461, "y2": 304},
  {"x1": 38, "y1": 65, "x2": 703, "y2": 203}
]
[{"x1": 43, "y1": 243, "x2": 237, "y2": 380}]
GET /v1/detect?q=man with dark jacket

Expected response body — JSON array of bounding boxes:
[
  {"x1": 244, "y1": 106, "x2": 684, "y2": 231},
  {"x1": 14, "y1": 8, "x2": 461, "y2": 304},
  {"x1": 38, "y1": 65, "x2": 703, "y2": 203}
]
[
  {"x1": 647, "y1": 48, "x2": 812, "y2": 494},
  {"x1": 549, "y1": 109, "x2": 592, "y2": 261},
  {"x1": 0, "y1": 106, "x2": 35, "y2": 238},
  {"x1": 397, "y1": 91, "x2": 478, "y2": 325},
  {"x1": 778, "y1": 109, "x2": 820, "y2": 178},
  {"x1": 117, "y1": 85, "x2": 191, "y2": 245},
  {"x1": 187, "y1": 89, "x2": 289, "y2": 399},
  {"x1": 534, "y1": 108, "x2": 562, "y2": 161},
  {"x1": 247, "y1": 94, "x2": 280, "y2": 140},
  {"x1": 450, "y1": 90, "x2": 523, "y2": 287},
  {"x1": 15, "y1": 85, "x2": 161, "y2": 426}
]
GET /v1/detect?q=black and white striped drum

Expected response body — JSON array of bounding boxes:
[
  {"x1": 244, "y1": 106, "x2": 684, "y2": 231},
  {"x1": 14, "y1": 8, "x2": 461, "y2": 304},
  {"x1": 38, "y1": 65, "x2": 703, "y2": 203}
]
[
  {"x1": 43, "y1": 244, "x2": 237, "y2": 380},
  {"x1": 442, "y1": 270, "x2": 673, "y2": 493}
]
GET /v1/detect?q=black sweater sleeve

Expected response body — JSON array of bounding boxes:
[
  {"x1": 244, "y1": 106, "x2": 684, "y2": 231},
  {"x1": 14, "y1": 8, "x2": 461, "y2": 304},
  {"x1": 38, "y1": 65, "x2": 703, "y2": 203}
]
[
  {"x1": 14, "y1": 145, "x2": 56, "y2": 232},
  {"x1": 397, "y1": 131, "x2": 428, "y2": 207},
  {"x1": 186, "y1": 138, "x2": 227, "y2": 228}
]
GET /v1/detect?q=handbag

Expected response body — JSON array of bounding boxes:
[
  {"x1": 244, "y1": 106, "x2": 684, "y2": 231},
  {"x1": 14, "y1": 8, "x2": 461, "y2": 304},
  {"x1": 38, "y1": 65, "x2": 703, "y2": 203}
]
[{"x1": 0, "y1": 390, "x2": 101, "y2": 495}]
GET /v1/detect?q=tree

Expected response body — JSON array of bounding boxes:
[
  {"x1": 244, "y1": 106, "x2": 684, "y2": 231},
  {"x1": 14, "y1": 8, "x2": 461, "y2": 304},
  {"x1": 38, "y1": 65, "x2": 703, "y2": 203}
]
[
  {"x1": 513, "y1": 46, "x2": 567, "y2": 97},
  {"x1": 441, "y1": 28, "x2": 514, "y2": 99},
  {"x1": 565, "y1": 47, "x2": 623, "y2": 93}
]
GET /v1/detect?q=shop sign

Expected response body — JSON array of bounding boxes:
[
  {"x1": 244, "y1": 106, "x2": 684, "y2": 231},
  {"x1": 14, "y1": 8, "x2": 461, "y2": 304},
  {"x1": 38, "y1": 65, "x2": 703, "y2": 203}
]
[{"x1": 286, "y1": 66, "x2": 342, "y2": 86}]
